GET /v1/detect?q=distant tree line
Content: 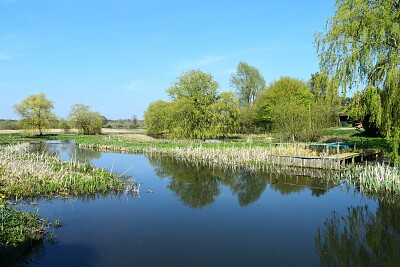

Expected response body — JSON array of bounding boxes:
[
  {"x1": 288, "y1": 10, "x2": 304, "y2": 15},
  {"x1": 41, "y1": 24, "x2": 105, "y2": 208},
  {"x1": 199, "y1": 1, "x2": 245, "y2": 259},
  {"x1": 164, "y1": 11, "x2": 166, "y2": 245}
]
[{"x1": 12, "y1": 93, "x2": 104, "y2": 135}]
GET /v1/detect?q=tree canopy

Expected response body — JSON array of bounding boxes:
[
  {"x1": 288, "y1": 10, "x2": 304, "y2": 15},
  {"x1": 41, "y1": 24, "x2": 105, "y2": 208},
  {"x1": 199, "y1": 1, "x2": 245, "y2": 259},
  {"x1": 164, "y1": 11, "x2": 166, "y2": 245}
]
[
  {"x1": 145, "y1": 70, "x2": 239, "y2": 139},
  {"x1": 230, "y1": 61, "x2": 266, "y2": 108},
  {"x1": 254, "y1": 77, "x2": 314, "y2": 140},
  {"x1": 68, "y1": 104, "x2": 103, "y2": 135},
  {"x1": 13, "y1": 93, "x2": 56, "y2": 135},
  {"x1": 316, "y1": 0, "x2": 400, "y2": 160}
]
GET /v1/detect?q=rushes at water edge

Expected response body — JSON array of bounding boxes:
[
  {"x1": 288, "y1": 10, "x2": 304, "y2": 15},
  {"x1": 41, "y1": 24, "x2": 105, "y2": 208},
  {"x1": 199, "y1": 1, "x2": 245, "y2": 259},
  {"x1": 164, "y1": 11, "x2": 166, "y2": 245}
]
[
  {"x1": 344, "y1": 163, "x2": 400, "y2": 195},
  {"x1": 0, "y1": 143, "x2": 125, "y2": 199}
]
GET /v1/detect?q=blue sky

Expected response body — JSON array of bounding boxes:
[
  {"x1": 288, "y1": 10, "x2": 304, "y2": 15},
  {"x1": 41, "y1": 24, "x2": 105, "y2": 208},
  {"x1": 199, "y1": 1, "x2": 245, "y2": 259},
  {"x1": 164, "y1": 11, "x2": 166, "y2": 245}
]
[{"x1": 0, "y1": 0, "x2": 336, "y2": 120}]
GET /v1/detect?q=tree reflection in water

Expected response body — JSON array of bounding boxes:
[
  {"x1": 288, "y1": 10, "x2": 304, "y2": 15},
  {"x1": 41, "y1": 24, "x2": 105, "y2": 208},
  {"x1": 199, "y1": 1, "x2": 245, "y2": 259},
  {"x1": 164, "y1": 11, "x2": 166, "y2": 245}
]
[
  {"x1": 270, "y1": 174, "x2": 332, "y2": 197},
  {"x1": 226, "y1": 169, "x2": 268, "y2": 206},
  {"x1": 31, "y1": 140, "x2": 101, "y2": 161},
  {"x1": 147, "y1": 155, "x2": 222, "y2": 208},
  {"x1": 147, "y1": 155, "x2": 332, "y2": 208},
  {"x1": 315, "y1": 201, "x2": 400, "y2": 266}
]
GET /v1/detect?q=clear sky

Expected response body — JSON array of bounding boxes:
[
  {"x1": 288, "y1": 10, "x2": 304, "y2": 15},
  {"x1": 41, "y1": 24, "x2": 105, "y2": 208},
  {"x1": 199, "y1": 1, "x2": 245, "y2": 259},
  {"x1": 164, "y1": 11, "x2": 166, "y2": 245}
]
[{"x1": 0, "y1": 0, "x2": 336, "y2": 120}]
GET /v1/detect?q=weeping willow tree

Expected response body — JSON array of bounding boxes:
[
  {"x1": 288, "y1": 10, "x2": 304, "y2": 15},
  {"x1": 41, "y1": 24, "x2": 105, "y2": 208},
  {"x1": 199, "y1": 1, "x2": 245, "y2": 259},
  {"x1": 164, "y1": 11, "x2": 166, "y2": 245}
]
[{"x1": 315, "y1": 0, "x2": 400, "y2": 161}]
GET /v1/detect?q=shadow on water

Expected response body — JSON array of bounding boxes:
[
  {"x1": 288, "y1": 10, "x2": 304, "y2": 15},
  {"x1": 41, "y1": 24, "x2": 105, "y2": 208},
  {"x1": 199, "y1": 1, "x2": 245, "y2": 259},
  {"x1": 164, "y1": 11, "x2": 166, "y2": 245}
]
[
  {"x1": 0, "y1": 240, "x2": 45, "y2": 267},
  {"x1": 315, "y1": 200, "x2": 400, "y2": 267}
]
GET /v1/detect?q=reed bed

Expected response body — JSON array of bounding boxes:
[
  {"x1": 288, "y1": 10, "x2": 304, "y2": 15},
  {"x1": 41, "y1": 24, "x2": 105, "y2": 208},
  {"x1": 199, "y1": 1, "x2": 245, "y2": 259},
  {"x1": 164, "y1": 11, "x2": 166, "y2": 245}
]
[
  {"x1": 0, "y1": 143, "x2": 125, "y2": 199},
  {"x1": 344, "y1": 162, "x2": 400, "y2": 195},
  {"x1": 79, "y1": 142, "x2": 325, "y2": 172}
]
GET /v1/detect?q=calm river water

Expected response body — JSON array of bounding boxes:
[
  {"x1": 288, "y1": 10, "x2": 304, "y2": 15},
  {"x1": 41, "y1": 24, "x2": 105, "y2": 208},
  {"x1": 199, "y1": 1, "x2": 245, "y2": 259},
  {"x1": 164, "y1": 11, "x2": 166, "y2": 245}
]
[{"x1": 8, "y1": 140, "x2": 400, "y2": 266}]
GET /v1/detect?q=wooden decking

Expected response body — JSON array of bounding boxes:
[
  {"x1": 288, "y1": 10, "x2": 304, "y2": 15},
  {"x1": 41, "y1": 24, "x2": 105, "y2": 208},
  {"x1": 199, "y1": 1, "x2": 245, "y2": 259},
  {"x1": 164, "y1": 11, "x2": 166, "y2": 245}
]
[{"x1": 268, "y1": 149, "x2": 380, "y2": 170}]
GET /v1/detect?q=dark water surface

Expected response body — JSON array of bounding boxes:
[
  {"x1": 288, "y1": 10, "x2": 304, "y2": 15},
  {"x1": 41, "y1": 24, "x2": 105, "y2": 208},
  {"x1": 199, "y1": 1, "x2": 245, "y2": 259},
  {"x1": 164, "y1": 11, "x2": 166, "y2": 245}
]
[{"x1": 10, "y1": 141, "x2": 400, "y2": 266}]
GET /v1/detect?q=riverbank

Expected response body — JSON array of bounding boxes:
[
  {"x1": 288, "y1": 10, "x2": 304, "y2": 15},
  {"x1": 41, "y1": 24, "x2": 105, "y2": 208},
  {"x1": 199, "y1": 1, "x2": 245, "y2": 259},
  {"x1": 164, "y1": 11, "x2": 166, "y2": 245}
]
[
  {"x1": 1, "y1": 196, "x2": 48, "y2": 263},
  {"x1": 0, "y1": 142, "x2": 130, "y2": 256}
]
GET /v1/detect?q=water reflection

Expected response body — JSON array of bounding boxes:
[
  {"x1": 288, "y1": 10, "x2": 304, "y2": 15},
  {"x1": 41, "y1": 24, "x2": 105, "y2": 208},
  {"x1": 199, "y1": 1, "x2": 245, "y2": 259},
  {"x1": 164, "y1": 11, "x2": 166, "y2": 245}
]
[
  {"x1": 147, "y1": 155, "x2": 335, "y2": 208},
  {"x1": 270, "y1": 175, "x2": 333, "y2": 197},
  {"x1": 11, "y1": 142, "x2": 384, "y2": 266},
  {"x1": 226, "y1": 170, "x2": 268, "y2": 206},
  {"x1": 147, "y1": 156, "x2": 221, "y2": 208},
  {"x1": 315, "y1": 201, "x2": 400, "y2": 266},
  {"x1": 31, "y1": 140, "x2": 101, "y2": 162}
]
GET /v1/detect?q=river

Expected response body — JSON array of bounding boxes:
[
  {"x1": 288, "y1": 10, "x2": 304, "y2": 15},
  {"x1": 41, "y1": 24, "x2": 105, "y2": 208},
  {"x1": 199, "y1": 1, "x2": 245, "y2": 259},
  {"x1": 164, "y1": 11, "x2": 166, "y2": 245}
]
[{"x1": 8, "y1": 140, "x2": 400, "y2": 266}]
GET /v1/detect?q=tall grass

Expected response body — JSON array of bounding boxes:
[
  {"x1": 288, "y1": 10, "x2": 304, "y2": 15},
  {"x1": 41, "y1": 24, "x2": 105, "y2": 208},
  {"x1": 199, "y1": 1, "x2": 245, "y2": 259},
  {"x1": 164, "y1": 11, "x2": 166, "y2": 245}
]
[
  {"x1": 0, "y1": 143, "x2": 125, "y2": 199},
  {"x1": 344, "y1": 162, "x2": 400, "y2": 195},
  {"x1": 79, "y1": 142, "x2": 324, "y2": 172}
]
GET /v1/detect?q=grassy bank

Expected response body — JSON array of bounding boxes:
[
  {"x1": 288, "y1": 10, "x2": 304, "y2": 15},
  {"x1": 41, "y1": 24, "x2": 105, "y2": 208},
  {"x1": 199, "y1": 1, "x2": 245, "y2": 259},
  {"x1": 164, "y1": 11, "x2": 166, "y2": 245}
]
[
  {"x1": 1, "y1": 195, "x2": 48, "y2": 258},
  {"x1": 0, "y1": 143, "x2": 126, "y2": 199},
  {"x1": 0, "y1": 141, "x2": 129, "y2": 255}
]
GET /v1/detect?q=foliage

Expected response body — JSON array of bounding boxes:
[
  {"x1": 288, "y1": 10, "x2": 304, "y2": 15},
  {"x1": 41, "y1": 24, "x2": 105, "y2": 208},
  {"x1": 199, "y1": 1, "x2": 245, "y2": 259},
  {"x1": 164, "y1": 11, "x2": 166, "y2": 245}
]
[
  {"x1": 309, "y1": 71, "x2": 340, "y2": 134},
  {"x1": 253, "y1": 77, "x2": 314, "y2": 140},
  {"x1": 68, "y1": 104, "x2": 103, "y2": 135},
  {"x1": 230, "y1": 61, "x2": 266, "y2": 108},
  {"x1": 0, "y1": 120, "x2": 18, "y2": 130},
  {"x1": 348, "y1": 85, "x2": 382, "y2": 136},
  {"x1": 167, "y1": 70, "x2": 219, "y2": 105},
  {"x1": 315, "y1": 0, "x2": 400, "y2": 161},
  {"x1": 0, "y1": 197, "x2": 47, "y2": 255},
  {"x1": 144, "y1": 100, "x2": 173, "y2": 135},
  {"x1": 104, "y1": 119, "x2": 144, "y2": 129},
  {"x1": 13, "y1": 93, "x2": 56, "y2": 135},
  {"x1": 208, "y1": 92, "x2": 240, "y2": 137},
  {"x1": 145, "y1": 70, "x2": 240, "y2": 139},
  {"x1": 58, "y1": 118, "x2": 71, "y2": 133}
]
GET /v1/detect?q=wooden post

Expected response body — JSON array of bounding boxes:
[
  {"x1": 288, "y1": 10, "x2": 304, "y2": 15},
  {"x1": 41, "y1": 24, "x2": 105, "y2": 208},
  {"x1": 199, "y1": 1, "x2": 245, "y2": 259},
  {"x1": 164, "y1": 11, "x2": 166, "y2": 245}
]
[
  {"x1": 336, "y1": 142, "x2": 340, "y2": 169},
  {"x1": 296, "y1": 143, "x2": 299, "y2": 156}
]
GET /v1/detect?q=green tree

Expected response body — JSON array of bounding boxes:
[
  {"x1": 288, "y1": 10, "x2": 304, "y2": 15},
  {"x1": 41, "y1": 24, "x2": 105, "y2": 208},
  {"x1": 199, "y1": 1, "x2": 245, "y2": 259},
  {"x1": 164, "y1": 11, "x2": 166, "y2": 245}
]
[
  {"x1": 309, "y1": 71, "x2": 340, "y2": 133},
  {"x1": 13, "y1": 93, "x2": 56, "y2": 135},
  {"x1": 209, "y1": 92, "x2": 240, "y2": 137},
  {"x1": 145, "y1": 70, "x2": 240, "y2": 139},
  {"x1": 167, "y1": 70, "x2": 219, "y2": 139},
  {"x1": 348, "y1": 85, "x2": 382, "y2": 136},
  {"x1": 167, "y1": 70, "x2": 219, "y2": 105},
  {"x1": 254, "y1": 77, "x2": 314, "y2": 140},
  {"x1": 315, "y1": 0, "x2": 400, "y2": 160},
  {"x1": 58, "y1": 118, "x2": 71, "y2": 133},
  {"x1": 230, "y1": 61, "x2": 266, "y2": 108},
  {"x1": 144, "y1": 100, "x2": 174, "y2": 135},
  {"x1": 68, "y1": 104, "x2": 103, "y2": 135}
]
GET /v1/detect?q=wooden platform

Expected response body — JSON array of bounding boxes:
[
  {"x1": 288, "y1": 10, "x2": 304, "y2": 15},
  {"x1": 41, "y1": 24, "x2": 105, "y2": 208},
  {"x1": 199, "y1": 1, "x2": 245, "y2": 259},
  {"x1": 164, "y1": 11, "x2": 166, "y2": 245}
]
[{"x1": 266, "y1": 149, "x2": 380, "y2": 170}]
